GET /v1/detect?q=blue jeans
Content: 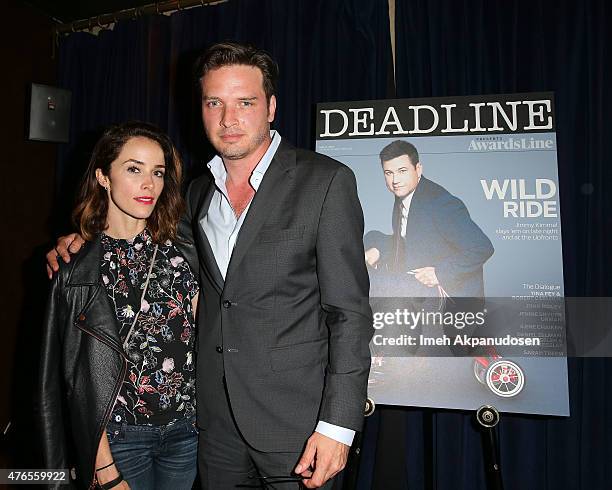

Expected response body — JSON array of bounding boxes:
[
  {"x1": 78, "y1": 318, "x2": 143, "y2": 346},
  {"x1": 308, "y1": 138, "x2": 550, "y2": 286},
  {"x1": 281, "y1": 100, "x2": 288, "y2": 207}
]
[{"x1": 106, "y1": 417, "x2": 198, "y2": 490}]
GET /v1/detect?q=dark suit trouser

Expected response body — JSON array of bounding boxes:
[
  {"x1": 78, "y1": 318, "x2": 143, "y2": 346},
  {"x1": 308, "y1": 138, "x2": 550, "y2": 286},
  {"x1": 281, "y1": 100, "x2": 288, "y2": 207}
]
[{"x1": 197, "y1": 376, "x2": 333, "y2": 490}]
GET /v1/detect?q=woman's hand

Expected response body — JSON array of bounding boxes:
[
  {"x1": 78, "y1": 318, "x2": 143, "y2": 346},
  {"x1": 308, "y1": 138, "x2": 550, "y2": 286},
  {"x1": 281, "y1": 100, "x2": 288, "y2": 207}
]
[
  {"x1": 95, "y1": 431, "x2": 131, "y2": 489},
  {"x1": 97, "y1": 474, "x2": 130, "y2": 490},
  {"x1": 96, "y1": 465, "x2": 130, "y2": 488}
]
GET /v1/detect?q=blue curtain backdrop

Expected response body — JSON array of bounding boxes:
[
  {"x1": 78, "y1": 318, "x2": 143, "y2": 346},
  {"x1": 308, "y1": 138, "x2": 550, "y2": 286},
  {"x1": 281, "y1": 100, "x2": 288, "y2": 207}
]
[
  {"x1": 54, "y1": 0, "x2": 392, "y2": 228},
  {"x1": 54, "y1": 0, "x2": 612, "y2": 489},
  {"x1": 355, "y1": 1, "x2": 612, "y2": 490}
]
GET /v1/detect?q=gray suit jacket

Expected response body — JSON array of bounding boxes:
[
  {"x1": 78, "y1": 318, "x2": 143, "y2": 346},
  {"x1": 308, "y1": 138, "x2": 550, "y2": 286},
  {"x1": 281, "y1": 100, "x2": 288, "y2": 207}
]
[{"x1": 177, "y1": 140, "x2": 373, "y2": 452}]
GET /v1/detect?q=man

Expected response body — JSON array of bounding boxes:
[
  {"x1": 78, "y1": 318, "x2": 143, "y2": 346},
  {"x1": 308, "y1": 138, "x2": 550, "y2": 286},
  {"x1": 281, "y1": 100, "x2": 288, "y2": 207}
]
[
  {"x1": 365, "y1": 139, "x2": 493, "y2": 298},
  {"x1": 47, "y1": 42, "x2": 373, "y2": 489}
]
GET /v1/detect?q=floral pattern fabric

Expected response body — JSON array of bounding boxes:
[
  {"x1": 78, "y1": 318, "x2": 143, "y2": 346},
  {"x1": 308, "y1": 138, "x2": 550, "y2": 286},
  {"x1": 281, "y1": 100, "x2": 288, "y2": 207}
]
[{"x1": 100, "y1": 229, "x2": 198, "y2": 426}]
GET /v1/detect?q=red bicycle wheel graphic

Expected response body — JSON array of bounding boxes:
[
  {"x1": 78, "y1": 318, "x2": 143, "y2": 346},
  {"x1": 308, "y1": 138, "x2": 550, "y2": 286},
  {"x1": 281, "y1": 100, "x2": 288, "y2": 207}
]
[{"x1": 485, "y1": 360, "x2": 525, "y2": 398}]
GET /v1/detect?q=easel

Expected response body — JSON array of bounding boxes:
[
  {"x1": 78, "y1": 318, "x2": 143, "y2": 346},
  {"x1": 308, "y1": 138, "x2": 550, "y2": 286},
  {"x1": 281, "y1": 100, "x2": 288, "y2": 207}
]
[
  {"x1": 476, "y1": 405, "x2": 504, "y2": 490},
  {"x1": 342, "y1": 401, "x2": 505, "y2": 490}
]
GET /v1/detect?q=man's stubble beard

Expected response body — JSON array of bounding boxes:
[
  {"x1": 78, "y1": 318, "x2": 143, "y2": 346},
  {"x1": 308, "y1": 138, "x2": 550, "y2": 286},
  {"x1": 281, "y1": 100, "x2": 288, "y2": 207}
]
[{"x1": 215, "y1": 126, "x2": 269, "y2": 161}]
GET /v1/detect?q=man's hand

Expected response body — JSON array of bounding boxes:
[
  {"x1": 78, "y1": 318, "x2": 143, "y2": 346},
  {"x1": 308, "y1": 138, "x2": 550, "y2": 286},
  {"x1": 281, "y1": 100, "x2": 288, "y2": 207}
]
[
  {"x1": 365, "y1": 247, "x2": 380, "y2": 268},
  {"x1": 46, "y1": 233, "x2": 85, "y2": 278},
  {"x1": 412, "y1": 266, "x2": 439, "y2": 287},
  {"x1": 294, "y1": 432, "x2": 350, "y2": 488}
]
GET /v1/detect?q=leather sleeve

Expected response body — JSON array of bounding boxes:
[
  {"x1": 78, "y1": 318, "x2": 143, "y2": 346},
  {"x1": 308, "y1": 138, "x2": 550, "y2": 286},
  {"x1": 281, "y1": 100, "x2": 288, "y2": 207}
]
[
  {"x1": 176, "y1": 178, "x2": 202, "y2": 279},
  {"x1": 38, "y1": 272, "x2": 70, "y2": 470},
  {"x1": 315, "y1": 165, "x2": 374, "y2": 431}
]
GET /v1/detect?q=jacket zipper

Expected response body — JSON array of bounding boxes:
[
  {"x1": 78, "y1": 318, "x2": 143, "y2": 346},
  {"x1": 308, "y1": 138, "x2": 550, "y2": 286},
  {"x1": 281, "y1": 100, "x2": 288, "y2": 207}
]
[{"x1": 75, "y1": 322, "x2": 127, "y2": 489}]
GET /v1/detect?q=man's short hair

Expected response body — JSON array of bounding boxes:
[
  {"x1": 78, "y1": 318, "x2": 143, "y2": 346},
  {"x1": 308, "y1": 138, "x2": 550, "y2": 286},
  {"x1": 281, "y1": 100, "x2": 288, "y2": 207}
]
[
  {"x1": 194, "y1": 41, "x2": 279, "y2": 102},
  {"x1": 379, "y1": 140, "x2": 419, "y2": 167}
]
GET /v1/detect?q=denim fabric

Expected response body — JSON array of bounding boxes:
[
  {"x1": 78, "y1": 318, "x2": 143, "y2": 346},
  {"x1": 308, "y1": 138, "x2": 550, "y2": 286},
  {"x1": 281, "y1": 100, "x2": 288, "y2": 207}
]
[{"x1": 106, "y1": 417, "x2": 198, "y2": 490}]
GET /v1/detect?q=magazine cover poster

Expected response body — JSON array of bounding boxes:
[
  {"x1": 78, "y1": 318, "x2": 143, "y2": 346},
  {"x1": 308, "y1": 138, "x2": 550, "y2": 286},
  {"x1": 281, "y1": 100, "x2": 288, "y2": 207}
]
[{"x1": 316, "y1": 93, "x2": 569, "y2": 416}]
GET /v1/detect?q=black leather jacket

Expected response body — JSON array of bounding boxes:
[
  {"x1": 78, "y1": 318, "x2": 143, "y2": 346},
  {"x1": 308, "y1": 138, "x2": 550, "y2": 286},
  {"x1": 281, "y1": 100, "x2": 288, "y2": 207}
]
[{"x1": 39, "y1": 238, "x2": 127, "y2": 488}]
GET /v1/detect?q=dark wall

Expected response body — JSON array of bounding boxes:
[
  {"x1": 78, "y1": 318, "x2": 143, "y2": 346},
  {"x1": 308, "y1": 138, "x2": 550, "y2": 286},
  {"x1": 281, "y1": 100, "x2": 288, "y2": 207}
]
[{"x1": 0, "y1": 1, "x2": 57, "y2": 469}]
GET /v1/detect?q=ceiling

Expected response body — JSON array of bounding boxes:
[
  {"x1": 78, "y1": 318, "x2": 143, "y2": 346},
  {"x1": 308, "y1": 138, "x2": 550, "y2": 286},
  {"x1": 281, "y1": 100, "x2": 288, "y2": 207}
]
[{"x1": 24, "y1": 0, "x2": 153, "y2": 24}]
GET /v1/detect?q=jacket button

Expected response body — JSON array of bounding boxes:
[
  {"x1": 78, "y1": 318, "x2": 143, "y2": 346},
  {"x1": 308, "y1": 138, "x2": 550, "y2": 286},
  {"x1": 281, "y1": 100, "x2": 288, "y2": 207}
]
[
  {"x1": 78, "y1": 314, "x2": 86, "y2": 322},
  {"x1": 216, "y1": 346, "x2": 223, "y2": 353},
  {"x1": 222, "y1": 300, "x2": 232, "y2": 309}
]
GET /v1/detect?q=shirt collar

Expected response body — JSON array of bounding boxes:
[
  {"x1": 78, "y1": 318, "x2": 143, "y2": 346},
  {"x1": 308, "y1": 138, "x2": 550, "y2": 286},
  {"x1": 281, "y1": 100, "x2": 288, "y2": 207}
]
[
  {"x1": 207, "y1": 130, "x2": 282, "y2": 192},
  {"x1": 401, "y1": 191, "x2": 415, "y2": 212}
]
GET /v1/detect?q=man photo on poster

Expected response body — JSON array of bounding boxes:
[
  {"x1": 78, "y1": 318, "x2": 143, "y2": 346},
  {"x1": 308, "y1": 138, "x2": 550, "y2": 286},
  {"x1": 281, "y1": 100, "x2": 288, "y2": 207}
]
[{"x1": 365, "y1": 140, "x2": 494, "y2": 300}]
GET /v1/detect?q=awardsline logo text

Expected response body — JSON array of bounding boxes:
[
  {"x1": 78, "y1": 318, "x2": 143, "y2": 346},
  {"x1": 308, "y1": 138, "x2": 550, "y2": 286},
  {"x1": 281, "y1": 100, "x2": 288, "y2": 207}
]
[{"x1": 469, "y1": 136, "x2": 554, "y2": 151}]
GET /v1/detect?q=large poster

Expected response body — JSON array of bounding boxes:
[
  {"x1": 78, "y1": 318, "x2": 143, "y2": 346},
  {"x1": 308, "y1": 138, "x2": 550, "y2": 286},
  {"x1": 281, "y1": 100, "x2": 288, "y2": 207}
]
[{"x1": 316, "y1": 93, "x2": 569, "y2": 416}]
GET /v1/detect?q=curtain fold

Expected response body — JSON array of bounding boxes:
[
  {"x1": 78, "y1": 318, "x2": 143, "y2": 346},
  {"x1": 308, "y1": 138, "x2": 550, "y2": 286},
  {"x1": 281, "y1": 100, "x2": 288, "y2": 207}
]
[{"x1": 56, "y1": 0, "x2": 392, "y2": 196}]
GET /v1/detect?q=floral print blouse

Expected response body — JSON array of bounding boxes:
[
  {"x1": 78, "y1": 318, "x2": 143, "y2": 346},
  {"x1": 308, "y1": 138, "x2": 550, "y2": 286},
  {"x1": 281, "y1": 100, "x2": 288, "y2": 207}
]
[{"x1": 100, "y1": 229, "x2": 198, "y2": 426}]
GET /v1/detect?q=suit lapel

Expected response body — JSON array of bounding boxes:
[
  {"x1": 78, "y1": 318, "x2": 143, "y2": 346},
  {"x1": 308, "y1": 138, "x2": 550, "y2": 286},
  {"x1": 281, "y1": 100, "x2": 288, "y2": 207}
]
[
  {"x1": 225, "y1": 142, "x2": 296, "y2": 283},
  {"x1": 194, "y1": 180, "x2": 225, "y2": 293}
]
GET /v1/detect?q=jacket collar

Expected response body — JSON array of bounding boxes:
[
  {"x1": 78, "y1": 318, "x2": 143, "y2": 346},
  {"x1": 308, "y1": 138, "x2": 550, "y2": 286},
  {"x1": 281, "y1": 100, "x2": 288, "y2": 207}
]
[
  {"x1": 66, "y1": 236, "x2": 124, "y2": 351},
  {"x1": 66, "y1": 237, "x2": 103, "y2": 286}
]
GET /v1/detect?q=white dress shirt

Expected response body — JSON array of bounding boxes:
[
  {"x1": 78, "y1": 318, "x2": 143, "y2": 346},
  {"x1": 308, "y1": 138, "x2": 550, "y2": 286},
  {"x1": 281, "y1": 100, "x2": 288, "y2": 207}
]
[{"x1": 200, "y1": 130, "x2": 355, "y2": 446}]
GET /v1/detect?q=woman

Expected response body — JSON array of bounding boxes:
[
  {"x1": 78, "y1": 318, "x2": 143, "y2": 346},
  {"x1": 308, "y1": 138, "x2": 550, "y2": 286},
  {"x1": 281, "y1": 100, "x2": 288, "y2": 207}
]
[{"x1": 39, "y1": 122, "x2": 199, "y2": 490}]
